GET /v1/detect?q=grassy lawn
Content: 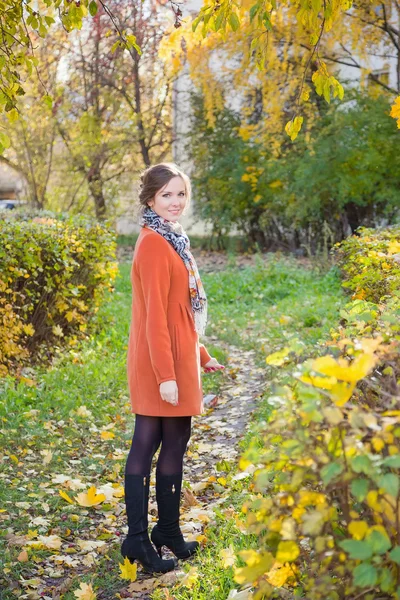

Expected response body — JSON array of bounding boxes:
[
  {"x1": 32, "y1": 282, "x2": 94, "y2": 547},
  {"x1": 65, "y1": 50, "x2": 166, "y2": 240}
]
[{"x1": 0, "y1": 254, "x2": 346, "y2": 599}]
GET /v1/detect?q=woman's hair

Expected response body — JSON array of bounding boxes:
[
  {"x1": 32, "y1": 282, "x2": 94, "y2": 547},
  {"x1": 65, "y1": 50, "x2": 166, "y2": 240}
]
[{"x1": 137, "y1": 162, "x2": 191, "y2": 218}]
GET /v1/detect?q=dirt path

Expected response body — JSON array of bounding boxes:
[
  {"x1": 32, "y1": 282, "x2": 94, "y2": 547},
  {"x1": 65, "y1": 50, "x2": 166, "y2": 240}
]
[{"x1": 119, "y1": 337, "x2": 267, "y2": 598}]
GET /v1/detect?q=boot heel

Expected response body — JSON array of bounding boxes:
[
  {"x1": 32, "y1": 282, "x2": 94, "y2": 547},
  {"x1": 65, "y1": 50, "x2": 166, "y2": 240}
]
[{"x1": 156, "y1": 545, "x2": 163, "y2": 558}]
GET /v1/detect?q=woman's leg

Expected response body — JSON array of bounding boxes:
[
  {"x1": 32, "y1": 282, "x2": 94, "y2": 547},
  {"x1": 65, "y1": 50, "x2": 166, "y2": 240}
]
[
  {"x1": 125, "y1": 414, "x2": 162, "y2": 475},
  {"x1": 156, "y1": 416, "x2": 192, "y2": 475},
  {"x1": 122, "y1": 414, "x2": 177, "y2": 573},
  {"x1": 152, "y1": 417, "x2": 199, "y2": 559}
]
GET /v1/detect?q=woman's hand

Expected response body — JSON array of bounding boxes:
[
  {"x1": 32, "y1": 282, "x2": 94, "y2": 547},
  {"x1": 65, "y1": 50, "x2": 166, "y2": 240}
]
[
  {"x1": 159, "y1": 380, "x2": 179, "y2": 405},
  {"x1": 203, "y1": 357, "x2": 225, "y2": 373}
]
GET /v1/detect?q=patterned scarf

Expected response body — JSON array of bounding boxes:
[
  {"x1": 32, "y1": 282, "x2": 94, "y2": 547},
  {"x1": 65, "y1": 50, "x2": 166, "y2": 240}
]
[{"x1": 140, "y1": 206, "x2": 208, "y2": 335}]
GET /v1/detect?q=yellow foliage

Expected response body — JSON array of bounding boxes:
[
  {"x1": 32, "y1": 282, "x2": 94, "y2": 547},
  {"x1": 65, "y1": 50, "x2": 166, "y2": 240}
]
[
  {"x1": 348, "y1": 520, "x2": 369, "y2": 540},
  {"x1": 75, "y1": 486, "x2": 106, "y2": 507},
  {"x1": 220, "y1": 545, "x2": 236, "y2": 567},
  {"x1": 234, "y1": 551, "x2": 274, "y2": 584},
  {"x1": 59, "y1": 490, "x2": 75, "y2": 504},
  {"x1": 119, "y1": 556, "x2": 137, "y2": 582},
  {"x1": 73, "y1": 582, "x2": 97, "y2": 600},
  {"x1": 276, "y1": 541, "x2": 300, "y2": 563},
  {"x1": 179, "y1": 566, "x2": 199, "y2": 588},
  {"x1": 266, "y1": 562, "x2": 297, "y2": 587},
  {"x1": 285, "y1": 116, "x2": 304, "y2": 141},
  {"x1": 390, "y1": 96, "x2": 400, "y2": 128}
]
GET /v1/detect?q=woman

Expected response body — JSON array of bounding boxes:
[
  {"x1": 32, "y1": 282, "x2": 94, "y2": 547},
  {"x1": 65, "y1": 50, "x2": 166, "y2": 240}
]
[{"x1": 122, "y1": 163, "x2": 225, "y2": 574}]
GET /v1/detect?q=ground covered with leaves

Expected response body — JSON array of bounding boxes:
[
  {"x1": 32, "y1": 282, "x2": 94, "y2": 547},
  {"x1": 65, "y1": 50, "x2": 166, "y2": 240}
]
[{"x1": 0, "y1": 251, "x2": 345, "y2": 600}]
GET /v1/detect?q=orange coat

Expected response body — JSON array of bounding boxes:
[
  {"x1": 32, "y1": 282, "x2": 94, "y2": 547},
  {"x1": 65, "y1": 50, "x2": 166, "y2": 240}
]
[{"x1": 127, "y1": 227, "x2": 212, "y2": 416}]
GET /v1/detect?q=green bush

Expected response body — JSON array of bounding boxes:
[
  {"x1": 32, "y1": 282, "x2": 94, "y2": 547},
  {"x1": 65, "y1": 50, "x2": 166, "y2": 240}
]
[
  {"x1": 0, "y1": 212, "x2": 117, "y2": 377},
  {"x1": 234, "y1": 225, "x2": 400, "y2": 599},
  {"x1": 187, "y1": 91, "x2": 400, "y2": 252}
]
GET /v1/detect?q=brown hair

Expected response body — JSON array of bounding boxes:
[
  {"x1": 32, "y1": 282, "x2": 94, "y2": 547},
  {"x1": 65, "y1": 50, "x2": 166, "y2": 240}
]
[{"x1": 137, "y1": 162, "x2": 191, "y2": 218}]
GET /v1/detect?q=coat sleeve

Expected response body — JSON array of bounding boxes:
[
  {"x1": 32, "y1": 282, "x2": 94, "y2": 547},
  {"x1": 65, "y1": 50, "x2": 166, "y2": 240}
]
[
  {"x1": 199, "y1": 343, "x2": 212, "y2": 367},
  {"x1": 136, "y1": 234, "x2": 176, "y2": 385}
]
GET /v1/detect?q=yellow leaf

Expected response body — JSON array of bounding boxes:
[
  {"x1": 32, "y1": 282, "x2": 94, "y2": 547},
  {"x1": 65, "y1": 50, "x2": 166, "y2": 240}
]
[
  {"x1": 52, "y1": 324, "x2": 64, "y2": 337},
  {"x1": 371, "y1": 437, "x2": 385, "y2": 452},
  {"x1": 234, "y1": 551, "x2": 274, "y2": 585},
  {"x1": 220, "y1": 545, "x2": 236, "y2": 567},
  {"x1": 75, "y1": 486, "x2": 106, "y2": 507},
  {"x1": 266, "y1": 347, "x2": 291, "y2": 366},
  {"x1": 285, "y1": 116, "x2": 303, "y2": 141},
  {"x1": 311, "y1": 353, "x2": 377, "y2": 383},
  {"x1": 23, "y1": 323, "x2": 35, "y2": 336},
  {"x1": 27, "y1": 529, "x2": 38, "y2": 539},
  {"x1": 366, "y1": 490, "x2": 383, "y2": 512},
  {"x1": 41, "y1": 450, "x2": 53, "y2": 465},
  {"x1": 388, "y1": 241, "x2": 400, "y2": 254},
  {"x1": 331, "y1": 381, "x2": 356, "y2": 407},
  {"x1": 119, "y1": 556, "x2": 137, "y2": 582},
  {"x1": 390, "y1": 96, "x2": 400, "y2": 120},
  {"x1": 74, "y1": 582, "x2": 97, "y2": 600},
  {"x1": 27, "y1": 534, "x2": 62, "y2": 550},
  {"x1": 100, "y1": 431, "x2": 115, "y2": 440},
  {"x1": 300, "y1": 373, "x2": 337, "y2": 390},
  {"x1": 266, "y1": 562, "x2": 297, "y2": 587},
  {"x1": 59, "y1": 490, "x2": 75, "y2": 504},
  {"x1": 76, "y1": 405, "x2": 93, "y2": 418},
  {"x1": 196, "y1": 534, "x2": 207, "y2": 544},
  {"x1": 348, "y1": 520, "x2": 369, "y2": 540},
  {"x1": 179, "y1": 566, "x2": 199, "y2": 588},
  {"x1": 276, "y1": 541, "x2": 300, "y2": 563},
  {"x1": 269, "y1": 180, "x2": 283, "y2": 188},
  {"x1": 298, "y1": 491, "x2": 326, "y2": 507}
]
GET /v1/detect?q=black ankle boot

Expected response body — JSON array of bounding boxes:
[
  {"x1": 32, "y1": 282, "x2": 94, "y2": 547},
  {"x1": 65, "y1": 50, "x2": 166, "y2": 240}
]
[
  {"x1": 121, "y1": 473, "x2": 178, "y2": 574},
  {"x1": 151, "y1": 470, "x2": 199, "y2": 560}
]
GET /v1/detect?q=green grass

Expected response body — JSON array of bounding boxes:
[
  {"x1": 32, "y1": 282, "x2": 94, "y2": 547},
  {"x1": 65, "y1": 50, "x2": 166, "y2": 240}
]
[
  {"x1": 204, "y1": 254, "x2": 343, "y2": 365},
  {"x1": 0, "y1": 255, "x2": 346, "y2": 599}
]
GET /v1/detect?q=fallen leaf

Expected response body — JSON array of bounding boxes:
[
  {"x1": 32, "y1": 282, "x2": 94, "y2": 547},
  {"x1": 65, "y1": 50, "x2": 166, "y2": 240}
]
[
  {"x1": 77, "y1": 539, "x2": 106, "y2": 552},
  {"x1": 59, "y1": 490, "x2": 75, "y2": 504},
  {"x1": 27, "y1": 534, "x2": 62, "y2": 550},
  {"x1": 178, "y1": 566, "x2": 199, "y2": 588},
  {"x1": 41, "y1": 449, "x2": 53, "y2": 464},
  {"x1": 182, "y1": 488, "x2": 198, "y2": 507},
  {"x1": 6, "y1": 533, "x2": 28, "y2": 546},
  {"x1": 119, "y1": 556, "x2": 137, "y2": 582},
  {"x1": 17, "y1": 549, "x2": 29, "y2": 562},
  {"x1": 75, "y1": 486, "x2": 106, "y2": 507},
  {"x1": 220, "y1": 545, "x2": 236, "y2": 567},
  {"x1": 73, "y1": 582, "x2": 97, "y2": 600}
]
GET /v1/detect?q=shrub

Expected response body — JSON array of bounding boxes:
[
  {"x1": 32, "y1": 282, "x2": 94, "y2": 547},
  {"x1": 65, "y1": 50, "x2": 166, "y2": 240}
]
[
  {"x1": 187, "y1": 91, "x2": 400, "y2": 253},
  {"x1": 235, "y1": 225, "x2": 400, "y2": 599},
  {"x1": 0, "y1": 212, "x2": 117, "y2": 377}
]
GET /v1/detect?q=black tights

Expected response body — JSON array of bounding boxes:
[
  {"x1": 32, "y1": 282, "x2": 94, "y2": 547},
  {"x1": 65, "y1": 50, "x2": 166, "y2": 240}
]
[{"x1": 125, "y1": 415, "x2": 192, "y2": 476}]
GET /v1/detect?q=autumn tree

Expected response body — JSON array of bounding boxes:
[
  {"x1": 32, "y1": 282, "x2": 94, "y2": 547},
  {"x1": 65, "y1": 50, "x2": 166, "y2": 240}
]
[
  {"x1": 160, "y1": 0, "x2": 400, "y2": 139},
  {"x1": 96, "y1": 0, "x2": 174, "y2": 168},
  {"x1": 0, "y1": 31, "x2": 68, "y2": 209}
]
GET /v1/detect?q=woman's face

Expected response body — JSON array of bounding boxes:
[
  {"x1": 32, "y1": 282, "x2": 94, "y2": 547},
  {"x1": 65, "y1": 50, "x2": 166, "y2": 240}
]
[{"x1": 147, "y1": 176, "x2": 187, "y2": 222}]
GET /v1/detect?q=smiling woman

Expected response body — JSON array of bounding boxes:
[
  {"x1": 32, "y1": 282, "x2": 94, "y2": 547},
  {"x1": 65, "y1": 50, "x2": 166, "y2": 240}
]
[
  {"x1": 137, "y1": 162, "x2": 192, "y2": 223},
  {"x1": 148, "y1": 176, "x2": 188, "y2": 221},
  {"x1": 121, "y1": 162, "x2": 224, "y2": 576}
]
